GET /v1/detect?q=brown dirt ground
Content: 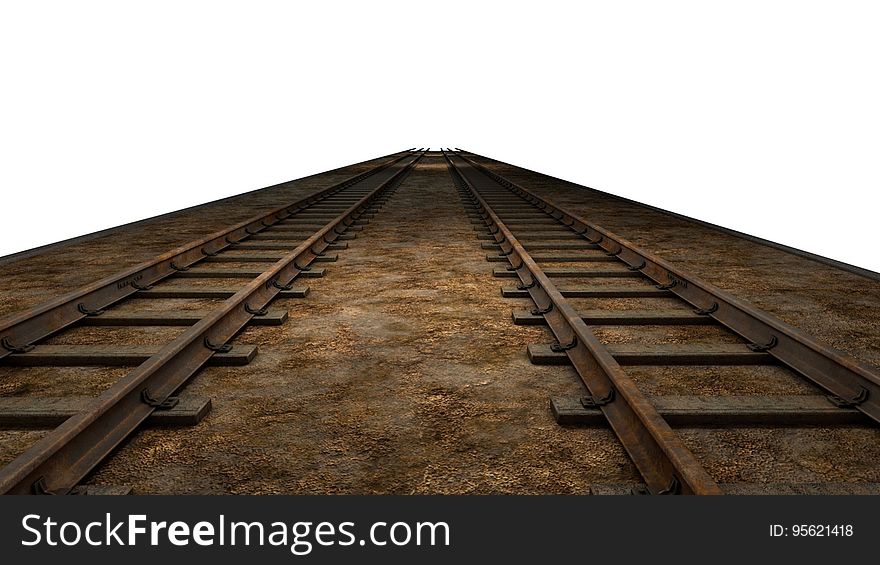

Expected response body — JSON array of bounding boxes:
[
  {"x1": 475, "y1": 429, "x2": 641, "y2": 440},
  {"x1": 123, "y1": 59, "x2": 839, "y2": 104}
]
[
  {"x1": 465, "y1": 153, "x2": 880, "y2": 369},
  {"x1": 0, "y1": 153, "x2": 397, "y2": 319},
  {"x1": 0, "y1": 153, "x2": 878, "y2": 493}
]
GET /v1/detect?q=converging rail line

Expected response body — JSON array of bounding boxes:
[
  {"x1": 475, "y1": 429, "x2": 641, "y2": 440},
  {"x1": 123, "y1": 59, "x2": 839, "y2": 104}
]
[
  {"x1": 0, "y1": 148, "x2": 875, "y2": 495},
  {"x1": 0, "y1": 150, "x2": 425, "y2": 494},
  {"x1": 444, "y1": 149, "x2": 880, "y2": 495}
]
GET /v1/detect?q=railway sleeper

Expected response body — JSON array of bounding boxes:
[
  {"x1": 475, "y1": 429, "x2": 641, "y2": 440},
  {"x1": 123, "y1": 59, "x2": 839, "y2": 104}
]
[
  {"x1": 278, "y1": 219, "x2": 368, "y2": 227},
  {"x1": 472, "y1": 218, "x2": 559, "y2": 225},
  {"x1": 513, "y1": 309, "x2": 717, "y2": 325},
  {"x1": 493, "y1": 267, "x2": 641, "y2": 278},
  {"x1": 481, "y1": 242, "x2": 603, "y2": 251},
  {"x1": 271, "y1": 225, "x2": 364, "y2": 232},
  {"x1": 550, "y1": 395, "x2": 868, "y2": 426},
  {"x1": 477, "y1": 220, "x2": 570, "y2": 227},
  {"x1": 204, "y1": 254, "x2": 338, "y2": 263},
  {"x1": 486, "y1": 253, "x2": 617, "y2": 263},
  {"x1": 78, "y1": 309, "x2": 288, "y2": 326},
  {"x1": 175, "y1": 268, "x2": 326, "y2": 278},
  {"x1": 501, "y1": 285, "x2": 671, "y2": 298},
  {"x1": 528, "y1": 343, "x2": 773, "y2": 366},
  {"x1": 247, "y1": 232, "x2": 355, "y2": 241},
  {"x1": 589, "y1": 483, "x2": 880, "y2": 495},
  {"x1": 135, "y1": 286, "x2": 310, "y2": 299},
  {"x1": 0, "y1": 395, "x2": 212, "y2": 428},
  {"x1": 234, "y1": 242, "x2": 347, "y2": 251},
  {"x1": 1, "y1": 344, "x2": 258, "y2": 367},
  {"x1": 483, "y1": 230, "x2": 581, "y2": 239}
]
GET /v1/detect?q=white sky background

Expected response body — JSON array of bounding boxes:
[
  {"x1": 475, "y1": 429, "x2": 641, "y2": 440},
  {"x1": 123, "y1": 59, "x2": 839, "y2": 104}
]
[{"x1": 1, "y1": 1, "x2": 878, "y2": 272}]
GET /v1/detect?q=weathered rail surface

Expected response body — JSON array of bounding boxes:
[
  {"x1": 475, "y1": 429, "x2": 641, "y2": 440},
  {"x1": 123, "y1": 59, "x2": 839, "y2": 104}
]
[
  {"x1": 444, "y1": 148, "x2": 880, "y2": 495},
  {"x1": 0, "y1": 147, "x2": 876, "y2": 495},
  {"x1": 0, "y1": 150, "x2": 424, "y2": 494}
]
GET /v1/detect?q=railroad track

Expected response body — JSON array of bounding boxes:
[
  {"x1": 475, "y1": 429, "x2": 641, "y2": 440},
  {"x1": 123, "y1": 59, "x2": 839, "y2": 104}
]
[
  {"x1": 444, "y1": 148, "x2": 880, "y2": 495},
  {"x1": 0, "y1": 149, "x2": 425, "y2": 494}
]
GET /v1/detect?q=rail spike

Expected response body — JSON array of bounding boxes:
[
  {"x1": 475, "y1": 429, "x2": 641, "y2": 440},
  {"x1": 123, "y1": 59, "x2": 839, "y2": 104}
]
[{"x1": 1, "y1": 336, "x2": 34, "y2": 354}]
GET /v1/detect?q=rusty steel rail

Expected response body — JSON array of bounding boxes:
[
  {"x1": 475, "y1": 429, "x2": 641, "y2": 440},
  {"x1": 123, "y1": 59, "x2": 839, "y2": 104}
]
[
  {"x1": 453, "y1": 150, "x2": 880, "y2": 283},
  {"x1": 444, "y1": 151, "x2": 722, "y2": 495},
  {"x1": 451, "y1": 150, "x2": 880, "y2": 425},
  {"x1": 0, "y1": 150, "x2": 412, "y2": 362},
  {"x1": 0, "y1": 151, "x2": 424, "y2": 494}
]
